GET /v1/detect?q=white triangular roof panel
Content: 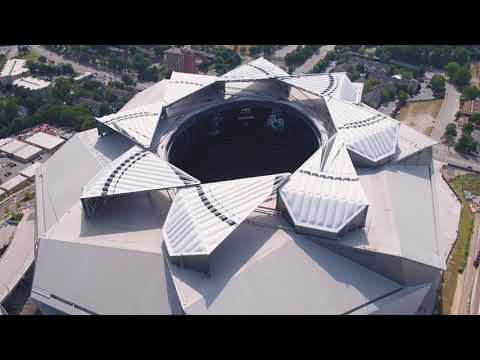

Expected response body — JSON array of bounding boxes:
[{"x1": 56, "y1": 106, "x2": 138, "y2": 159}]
[
  {"x1": 82, "y1": 146, "x2": 199, "y2": 199},
  {"x1": 221, "y1": 57, "x2": 289, "y2": 80},
  {"x1": 280, "y1": 136, "x2": 368, "y2": 236},
  {"x1": 163, "y1": 73, "x2": 218, "y2": 105},
  {"x1": 163, "y1": 173, "x2": 289, "y2": 256},
  {"x1": 326, "y1": 97, "x2": 400, "y2": 164},
  {"x1": 97, "y1": 102, "x2": 163, "y2": 148},
  {"x1": 280, "y1": 73, "x2": 362, "y2": 103}
]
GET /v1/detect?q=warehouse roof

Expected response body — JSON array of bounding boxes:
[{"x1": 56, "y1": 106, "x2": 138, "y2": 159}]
[
  {"x1": 20, "y1": 162, "x2": 42, "y2": 179},
  {"x1": 13, "y1": 76, "x2": 51, "y2": 91},
  {"x1": 0, "y1": 59, "x2": 28, "y2": 77},
  {"x1": 25, "y1": 132, "x2": 65, "y2": 150},
  {"x1": 0, "y1": 139, "x2": 28, "y2": 154},
  {"x1": 13, "y1": 144, "x2": 42, "y2": 161}
]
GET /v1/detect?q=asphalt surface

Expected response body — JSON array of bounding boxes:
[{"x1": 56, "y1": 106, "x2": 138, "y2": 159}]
[
  {"x1": 431, "y1": 83, "x2": 460, "y2": 141},
  {"x1": 272, "y1": 45, "x2": 299, "y2": 60},
  {"x1": 292, "y1": 45, "x2": 336, "y2": 75}
]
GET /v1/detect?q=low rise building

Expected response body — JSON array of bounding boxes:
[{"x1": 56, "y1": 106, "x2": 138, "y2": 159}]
[
  {"x1": 25, "y1": 132, "x2": 65, "y2": 152},
  {"x1": 20, "y1": 162, "x2": 42, "y2": 180},
  {"x1": 73, "y1": 72, "x2": 93, "y2": 82},
  {"x1": 460, "y1": 99, "x2": 480, "y2": 116},
  {"x1": 165, "y1": 47, "x2": 197, "y2": 74},
  {"x1": 13, "y1": 76, "x2": 51, "y2": 92},
  {"x1": 0, "y1": 139, "x2": 28, "y2": 156},
  {"x1": 0, "y1": 138, "x2": 14, "y2": 149},
  {"x1": 0, "y1": 59, "x2": 29, "y2": 83},
  {"x1": 0, "y1": 174, "x2": 29, "y2": 194},
  {"x1": 13, "y1": 144, "x2": 42, "y2": 162}
]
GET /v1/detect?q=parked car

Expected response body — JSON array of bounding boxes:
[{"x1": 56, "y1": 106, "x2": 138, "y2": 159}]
[{"x1": 474, "y1": 251, "x2": 480, "y2": 268}]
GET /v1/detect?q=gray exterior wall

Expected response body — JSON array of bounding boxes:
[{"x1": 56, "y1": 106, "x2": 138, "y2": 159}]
[{"x1": 310, "y1": 238, "x2": 442, "y2": 286}]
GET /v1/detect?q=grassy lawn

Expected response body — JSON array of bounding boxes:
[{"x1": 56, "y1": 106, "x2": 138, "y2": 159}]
[
  {"x1": 440, "y1": 174, "x2": 477, "y2": 314},
  {"x1": 398, "y1": 99, "x2": 443, "y2": 136}
]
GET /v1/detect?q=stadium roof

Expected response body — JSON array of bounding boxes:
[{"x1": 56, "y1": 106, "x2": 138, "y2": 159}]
[
  {"x1": 0, "y1": 59, "x2": 28, "y2": 77},
  {"x1": 96, "y1": 102, "x2": 163, "y2": 148},
  {"x1": 280, "y1": 135, "x2": 368, "y2": 238},
  {"x1": 163, "y1": 174, "x2": 288, "y2": 259},
  {"x1": 279, "y1": 73, "x2": 363, "y2": 103},
  {"x1": 221, "y1": 57, "x2": 289, "y2": 80},
  {"x1": 81, "y1": 146, "x2": 199, "y2": 200},
  {"x1": 325, "y1": 96, "x2": 400, "y2": 165},
  {"x1": 31, "y1": 57, "x2": 458, "y2": 315}
]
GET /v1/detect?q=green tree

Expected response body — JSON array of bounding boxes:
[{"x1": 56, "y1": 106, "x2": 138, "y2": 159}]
[
  {"x1": 446, "y1": 62, "x2": 461, "y2": 78},
  {"x1": 470, "y1": 115, "x2": 480, "y2": 124},
  {"x1": 456, "y1": 133, "x2": 478, "y2": 154},
  {"x1": 431, "y1": 74, "x2": 446, "y2": 95},
  {"x1": 446, "y1": 123, "x2": 457, "y2": 138},
  {"x1": 398, "y1": 90, "x2": 408, "y2": 104},
  {"x1": 463, "y1": 85, "x2": 480, "y2": 100},
  {"x1": 122, "y1": 74, "x2": 134, "y2": 86},
  {"x1": 453, "y1": 66, "x2": 471, "y2": 86},
  {"x1": 464, "y1": 121, "x2": 474, "y2": 134}
]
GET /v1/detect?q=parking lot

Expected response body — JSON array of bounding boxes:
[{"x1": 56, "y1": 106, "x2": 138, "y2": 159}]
[{"x1": 0, "y1": 153, "x2": 51, "y2": 186}]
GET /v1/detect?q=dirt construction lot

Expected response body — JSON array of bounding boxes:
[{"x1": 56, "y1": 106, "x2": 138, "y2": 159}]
[
  {"x1": 471, "y1": 62, "x2": 480, "y2": 87},
  {"x1": 398, "y1": 99, "x2": 443, "y2": 136}
]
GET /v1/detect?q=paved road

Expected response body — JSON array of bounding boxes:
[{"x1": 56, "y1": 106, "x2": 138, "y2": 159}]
[
  {"x1": 31, "y1": 45, "x2": 151, "y2": 91},
  {"x1": 272, "y1": 45, "x2": 299, "y2": 60},
  {"x1": 454, "y1": 214, "x2": 480, "y2": 314},
  {"x1": 293, "y1": 45, "x2": 336, "y2": 75},
  {"x1": 431, "y1": 83, "x2": 460, "y2": 141},
  {"x1": 470, "y1": 228, "x2": 480, "y2": 315},
  {"x1": 31, "y1": 45, "x2": 123, "y2": 85},
  {"x1": 433, "y1": 143, "x2": 480, "y2": 173}
]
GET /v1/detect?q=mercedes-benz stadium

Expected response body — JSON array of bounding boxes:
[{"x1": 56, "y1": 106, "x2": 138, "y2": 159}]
[{"x1": 31, "y1": 58, "x2": 462, "y2": 315}]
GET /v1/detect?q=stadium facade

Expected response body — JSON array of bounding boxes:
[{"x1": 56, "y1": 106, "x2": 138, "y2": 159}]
[{"x1": 31, "y1": 58, "x2": 461, "y2": 315}]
